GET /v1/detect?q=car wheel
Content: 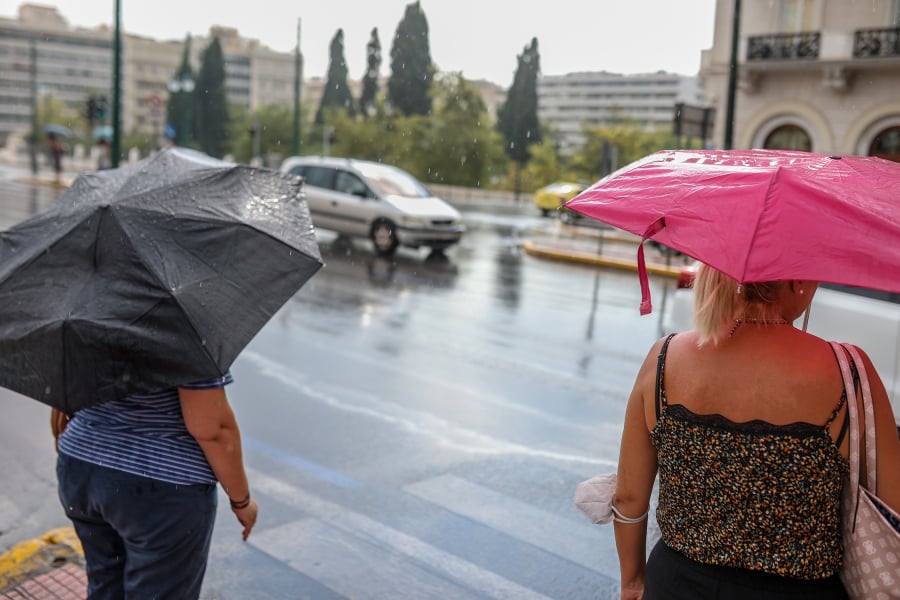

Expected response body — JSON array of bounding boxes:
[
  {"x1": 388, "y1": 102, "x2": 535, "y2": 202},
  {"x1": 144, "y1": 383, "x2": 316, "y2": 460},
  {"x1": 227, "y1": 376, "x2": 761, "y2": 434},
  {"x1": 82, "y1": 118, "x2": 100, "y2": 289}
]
[
  {"x1": 540, "y1": 208, "x2": 550, "y2": 217},
  {"x1": 370, "y1": 219, "x2": 399, "y2": 256}
]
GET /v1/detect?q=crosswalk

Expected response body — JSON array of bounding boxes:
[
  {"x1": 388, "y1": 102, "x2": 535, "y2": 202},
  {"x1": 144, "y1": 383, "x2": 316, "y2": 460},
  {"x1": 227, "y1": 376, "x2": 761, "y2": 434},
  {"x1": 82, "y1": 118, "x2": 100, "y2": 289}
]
[{"x1": 244, "y1": 467, "x2": 619, "y2": 599}]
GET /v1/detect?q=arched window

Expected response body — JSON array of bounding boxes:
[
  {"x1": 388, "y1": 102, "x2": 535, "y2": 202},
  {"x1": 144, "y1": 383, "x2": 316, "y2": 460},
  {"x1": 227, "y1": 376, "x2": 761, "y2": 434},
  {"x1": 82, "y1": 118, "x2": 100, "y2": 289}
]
[
  {"x1": 868, "y1": 126, "x2": 900, "y2": 163},
  {"x1": 763, "y1": 125, "x2": 812, "y2": 151}
]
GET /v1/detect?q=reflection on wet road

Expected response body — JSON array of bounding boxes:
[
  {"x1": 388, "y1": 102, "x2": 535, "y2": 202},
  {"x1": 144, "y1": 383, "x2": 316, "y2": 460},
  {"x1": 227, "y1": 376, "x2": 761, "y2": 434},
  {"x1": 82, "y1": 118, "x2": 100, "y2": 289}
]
[{"x1": 0, "y1": 179, "x2": 677, "y2": 599}]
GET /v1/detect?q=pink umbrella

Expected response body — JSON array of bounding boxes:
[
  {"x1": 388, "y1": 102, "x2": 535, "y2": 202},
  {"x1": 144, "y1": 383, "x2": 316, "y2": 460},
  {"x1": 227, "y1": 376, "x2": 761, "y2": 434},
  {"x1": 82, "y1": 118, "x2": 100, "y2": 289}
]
[{"x1": 564, "y1": 149, "x2": 900, "y2": 314}]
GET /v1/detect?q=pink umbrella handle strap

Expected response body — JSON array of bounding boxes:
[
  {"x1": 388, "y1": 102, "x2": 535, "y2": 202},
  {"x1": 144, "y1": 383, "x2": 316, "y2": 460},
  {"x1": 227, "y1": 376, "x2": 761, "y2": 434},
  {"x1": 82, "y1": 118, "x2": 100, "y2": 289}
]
[{"x1": 638, "y1": 218, "x2": 667, "y2": 315}]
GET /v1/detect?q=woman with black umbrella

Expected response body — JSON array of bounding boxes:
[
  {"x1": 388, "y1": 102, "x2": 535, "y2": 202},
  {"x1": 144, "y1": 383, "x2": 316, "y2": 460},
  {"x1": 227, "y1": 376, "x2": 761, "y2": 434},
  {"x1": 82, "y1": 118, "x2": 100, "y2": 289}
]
[{"x1": 52, "y1": 373, "x2": 258, "y2": 598}]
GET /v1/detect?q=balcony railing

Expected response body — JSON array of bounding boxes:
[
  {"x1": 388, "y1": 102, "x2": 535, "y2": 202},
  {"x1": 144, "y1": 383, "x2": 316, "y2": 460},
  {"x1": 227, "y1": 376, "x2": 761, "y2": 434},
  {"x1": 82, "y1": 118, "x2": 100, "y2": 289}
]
[
  {"x1": 853, "y1": 27, "x2": 900, "y2": 58},
  {"x1": 747, "y1": 32, "x2": 820, "y2": 61}
]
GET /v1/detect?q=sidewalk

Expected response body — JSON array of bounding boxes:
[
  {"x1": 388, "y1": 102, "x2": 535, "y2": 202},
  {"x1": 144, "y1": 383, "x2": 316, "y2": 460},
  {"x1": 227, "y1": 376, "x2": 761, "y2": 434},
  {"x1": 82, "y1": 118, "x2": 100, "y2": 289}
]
[
  {"x1": 522, "y1": 220, "x2": 688, "y2": 277},
  {"x1": 0, "y1": 528, "x2": 85, "y2": 598}
]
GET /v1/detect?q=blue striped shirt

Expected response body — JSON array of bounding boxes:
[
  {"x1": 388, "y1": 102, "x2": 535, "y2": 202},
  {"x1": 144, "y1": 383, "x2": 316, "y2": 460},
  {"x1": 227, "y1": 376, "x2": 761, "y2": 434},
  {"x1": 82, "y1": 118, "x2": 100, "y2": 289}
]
[{"x1": 58, "y1": 373, "x2": 233, "y2": 485}]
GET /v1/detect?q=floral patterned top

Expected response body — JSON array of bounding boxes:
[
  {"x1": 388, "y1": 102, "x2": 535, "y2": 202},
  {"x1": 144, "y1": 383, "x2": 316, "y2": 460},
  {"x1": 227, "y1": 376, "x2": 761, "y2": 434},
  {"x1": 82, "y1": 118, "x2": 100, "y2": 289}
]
[{"x1": 649, "y1": 335, "x2": 849, "y2": 579}]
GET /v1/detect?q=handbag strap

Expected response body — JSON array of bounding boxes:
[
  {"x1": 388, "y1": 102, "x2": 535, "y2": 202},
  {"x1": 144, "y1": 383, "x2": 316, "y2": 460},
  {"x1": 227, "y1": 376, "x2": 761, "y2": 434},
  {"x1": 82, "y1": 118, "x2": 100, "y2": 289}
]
[
  {"x1": 843, "y1": 343, "x2": 877, "y2": 490},
  {"x1": 831, "y1": 341, "x2": 861, "y2": 514}
]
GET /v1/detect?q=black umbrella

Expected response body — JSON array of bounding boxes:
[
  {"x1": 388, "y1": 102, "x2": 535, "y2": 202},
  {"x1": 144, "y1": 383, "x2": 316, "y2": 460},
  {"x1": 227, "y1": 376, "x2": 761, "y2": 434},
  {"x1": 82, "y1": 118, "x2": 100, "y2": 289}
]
[{"x1": 0, "y1": 148, "x2": 322, "y2": 412}]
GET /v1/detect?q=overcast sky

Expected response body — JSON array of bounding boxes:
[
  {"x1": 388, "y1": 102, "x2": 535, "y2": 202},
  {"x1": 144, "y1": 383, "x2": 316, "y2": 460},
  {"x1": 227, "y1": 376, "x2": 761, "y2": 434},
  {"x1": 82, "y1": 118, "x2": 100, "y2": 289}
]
[{"x1": 0, "y1": 1, "x2": 718, "y2": 83}]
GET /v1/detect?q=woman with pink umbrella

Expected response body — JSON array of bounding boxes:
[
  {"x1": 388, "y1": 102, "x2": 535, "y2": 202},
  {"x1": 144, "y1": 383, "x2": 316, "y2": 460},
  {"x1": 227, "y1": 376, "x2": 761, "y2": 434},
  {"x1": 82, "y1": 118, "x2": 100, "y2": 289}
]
[{"x1": 566, "y1": 149, "x2": 900, "y2": 599}]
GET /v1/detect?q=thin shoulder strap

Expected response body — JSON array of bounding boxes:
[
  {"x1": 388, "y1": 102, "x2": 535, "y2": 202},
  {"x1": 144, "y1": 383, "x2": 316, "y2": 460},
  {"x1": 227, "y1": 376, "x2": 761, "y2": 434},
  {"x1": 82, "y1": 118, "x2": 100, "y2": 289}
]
[{"x1": 655, "y1": 334, "x2": 676, "y2": 421}]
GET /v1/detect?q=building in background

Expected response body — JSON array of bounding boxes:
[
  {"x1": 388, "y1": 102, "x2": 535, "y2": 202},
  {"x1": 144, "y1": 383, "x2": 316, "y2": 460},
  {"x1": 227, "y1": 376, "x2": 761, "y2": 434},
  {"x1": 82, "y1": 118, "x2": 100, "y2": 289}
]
[
  {"x1": 537, "y1": 71, "x2": 706, "y2": 154},
  {"x1": 0, "y1": 4, "x2": 112, "y2": 146},
  {"x1": 701, "y1": 0, "x2": 900, "y2": 160},
  {"x1": 0, "y1": 3, "x2": 510, "y2": 153}
]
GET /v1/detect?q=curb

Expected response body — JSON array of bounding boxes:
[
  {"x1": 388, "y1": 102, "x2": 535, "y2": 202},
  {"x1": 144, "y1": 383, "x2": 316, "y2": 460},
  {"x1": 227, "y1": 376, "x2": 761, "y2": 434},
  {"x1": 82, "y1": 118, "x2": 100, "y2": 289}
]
[
  {"x1": 0, "y1": 527, "x2": 83, "y2": 592},
  {"x1": 521, "y1": 240, "x2": 683, "y2": 278},
  {"x1": 14, "y1": 176, "x2": 73, "y2": 189}
]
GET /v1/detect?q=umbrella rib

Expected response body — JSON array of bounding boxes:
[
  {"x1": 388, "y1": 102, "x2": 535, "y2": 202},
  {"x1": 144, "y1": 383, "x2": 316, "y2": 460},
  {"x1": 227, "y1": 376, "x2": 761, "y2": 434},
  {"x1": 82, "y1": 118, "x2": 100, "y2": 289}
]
[
  {"x1": 740, "y1": 167, "x2": 780, "y2": 283},
  {"x1": 107, "y1": 208, "x2": 225, "y2": 374}
]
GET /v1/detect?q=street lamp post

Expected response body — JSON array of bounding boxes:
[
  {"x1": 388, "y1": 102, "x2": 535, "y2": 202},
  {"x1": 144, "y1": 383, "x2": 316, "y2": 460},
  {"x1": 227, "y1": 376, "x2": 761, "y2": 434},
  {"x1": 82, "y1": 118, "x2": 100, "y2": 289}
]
[{"x1": 167, "y1": 74, "x2": 195, "y2": 147}]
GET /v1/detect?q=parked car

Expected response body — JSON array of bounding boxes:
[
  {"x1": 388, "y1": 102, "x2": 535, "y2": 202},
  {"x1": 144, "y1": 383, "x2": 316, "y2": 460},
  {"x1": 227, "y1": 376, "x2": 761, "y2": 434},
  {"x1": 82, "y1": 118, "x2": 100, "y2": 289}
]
[
  {"x1": 534, "y1": 182, "x2": 585, "y2": 217},
  {"x1": 280, "y1": 156, "x2": 465, "y2": 256},
  {"x1": 661, "y1": 262, "x2": 900, "y2": 422}
]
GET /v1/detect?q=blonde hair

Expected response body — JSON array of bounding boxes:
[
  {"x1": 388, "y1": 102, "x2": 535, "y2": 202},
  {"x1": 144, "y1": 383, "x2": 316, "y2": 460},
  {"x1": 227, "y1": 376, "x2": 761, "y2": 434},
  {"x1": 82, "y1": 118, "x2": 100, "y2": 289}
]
[{"x1": 693, "y1": 264, "x2": 786, "y2": 346}]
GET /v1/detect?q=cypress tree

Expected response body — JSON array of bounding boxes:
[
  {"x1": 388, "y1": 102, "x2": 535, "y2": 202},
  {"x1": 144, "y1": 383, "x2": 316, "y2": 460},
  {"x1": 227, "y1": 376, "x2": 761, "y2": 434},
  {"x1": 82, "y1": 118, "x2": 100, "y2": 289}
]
[
  {"x1": 498, "y1": 37, "x2": 542, "y2": 165},
  {"x1": 387, "y1": 1, "x2": 433, "y2": 116},
  {"x1": 358, "y1": 28, "x2": 382, "y2": 117},
  {"x1": 165, "y1": 35, "x2": 194, "y2": 147},
  {"x1": 316, "y1": 29, "x2": 356, "y2": 124},
  {"x1": 195, "y1": 37, "x2": 229, "y2": 158}
]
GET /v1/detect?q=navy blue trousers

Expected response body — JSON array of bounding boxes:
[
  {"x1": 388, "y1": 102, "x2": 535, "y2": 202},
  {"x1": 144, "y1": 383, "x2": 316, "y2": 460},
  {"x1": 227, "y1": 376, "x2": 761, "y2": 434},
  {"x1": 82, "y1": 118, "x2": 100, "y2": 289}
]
[{"x1": 57, "y1": 453, "x2": 217, "y2": 599}]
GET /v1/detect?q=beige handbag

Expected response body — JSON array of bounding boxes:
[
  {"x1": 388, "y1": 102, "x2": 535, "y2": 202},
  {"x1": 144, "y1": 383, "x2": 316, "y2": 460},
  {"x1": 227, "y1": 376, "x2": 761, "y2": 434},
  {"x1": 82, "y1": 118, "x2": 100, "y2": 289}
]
[{"x1": 832, "y1": 342, "x2": 900, "y2": 598}]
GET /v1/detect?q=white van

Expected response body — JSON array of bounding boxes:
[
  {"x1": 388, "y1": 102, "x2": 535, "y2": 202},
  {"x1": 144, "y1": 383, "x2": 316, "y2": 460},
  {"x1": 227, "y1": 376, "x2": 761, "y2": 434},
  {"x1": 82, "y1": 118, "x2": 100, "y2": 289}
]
[{"x1": 280, "y1": 156, "x2": 465, "y2": 256}]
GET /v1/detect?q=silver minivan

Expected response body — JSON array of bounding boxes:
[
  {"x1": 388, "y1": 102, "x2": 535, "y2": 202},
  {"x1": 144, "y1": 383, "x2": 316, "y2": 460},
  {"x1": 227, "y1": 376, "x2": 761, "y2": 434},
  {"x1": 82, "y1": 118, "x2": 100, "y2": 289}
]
[{"x1": 280, "y1": 156, "x2": 465, "y2": 256}]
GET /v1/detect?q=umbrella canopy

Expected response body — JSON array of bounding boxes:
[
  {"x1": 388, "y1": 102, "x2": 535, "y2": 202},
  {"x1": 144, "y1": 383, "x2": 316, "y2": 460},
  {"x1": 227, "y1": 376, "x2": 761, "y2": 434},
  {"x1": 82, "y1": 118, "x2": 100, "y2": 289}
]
[
  {"x1": 564, "y1": 149, "x2": 900, "y2": 314},
  {"x1": 0, "y1": 147, "x2": 323, "y2": 412},
  {"x1": 92, "y1": 125, "x2": 113, "y2": 140},
  {"x1": 43, "y1": 124, "x2": 72, "y2": 138}
]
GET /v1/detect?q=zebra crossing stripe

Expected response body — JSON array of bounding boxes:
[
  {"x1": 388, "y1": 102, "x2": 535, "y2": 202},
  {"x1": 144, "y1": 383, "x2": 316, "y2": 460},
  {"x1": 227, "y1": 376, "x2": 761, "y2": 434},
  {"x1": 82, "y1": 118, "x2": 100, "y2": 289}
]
[
  {"x1": 248, "y1": 469, "x2": 554, "y2": 600},
  {"x1": 405, "y1": 474, "x2": 619, "y2": 580}
]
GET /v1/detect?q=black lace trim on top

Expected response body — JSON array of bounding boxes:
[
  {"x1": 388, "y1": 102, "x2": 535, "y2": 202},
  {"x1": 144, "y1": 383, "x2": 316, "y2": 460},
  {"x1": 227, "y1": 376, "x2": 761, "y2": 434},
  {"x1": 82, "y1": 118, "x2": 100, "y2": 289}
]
[{"x1": 665, "y1": 403, "x2": 831, "y2": 437}]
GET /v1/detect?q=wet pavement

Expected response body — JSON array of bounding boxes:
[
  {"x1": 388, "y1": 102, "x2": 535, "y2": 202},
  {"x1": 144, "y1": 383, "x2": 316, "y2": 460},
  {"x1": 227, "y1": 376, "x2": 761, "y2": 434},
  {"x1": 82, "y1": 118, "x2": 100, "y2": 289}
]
[{"x1": 0, "y1": 169, "x2": 684, "y2": 599}]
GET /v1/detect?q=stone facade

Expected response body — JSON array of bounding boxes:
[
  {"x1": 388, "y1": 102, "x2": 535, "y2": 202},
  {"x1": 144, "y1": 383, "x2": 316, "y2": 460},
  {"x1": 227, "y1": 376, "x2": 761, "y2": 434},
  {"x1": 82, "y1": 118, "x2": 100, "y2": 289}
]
[{"x1": 700, "y1": 0, "x2": 900, "y2": 160}]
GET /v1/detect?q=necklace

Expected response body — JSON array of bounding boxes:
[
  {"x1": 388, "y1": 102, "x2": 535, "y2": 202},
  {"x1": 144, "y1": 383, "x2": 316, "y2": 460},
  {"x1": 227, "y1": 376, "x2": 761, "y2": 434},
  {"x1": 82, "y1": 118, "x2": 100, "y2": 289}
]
[{"x1": 729, "y1": 318, "x2": 791, "y2": 337}]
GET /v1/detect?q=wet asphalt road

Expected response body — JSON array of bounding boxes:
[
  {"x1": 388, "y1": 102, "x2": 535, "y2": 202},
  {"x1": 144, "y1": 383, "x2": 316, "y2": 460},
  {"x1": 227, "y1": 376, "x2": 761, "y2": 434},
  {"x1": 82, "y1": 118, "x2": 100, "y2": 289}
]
[{"x1": 0, "y1": 173, "x2": 677, "y2": 599}]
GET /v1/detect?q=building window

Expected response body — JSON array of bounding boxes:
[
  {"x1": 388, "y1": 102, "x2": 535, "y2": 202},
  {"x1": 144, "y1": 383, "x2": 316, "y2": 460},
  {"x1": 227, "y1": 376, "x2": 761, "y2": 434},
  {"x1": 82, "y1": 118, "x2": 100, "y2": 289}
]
[
  {"x1": 763, "y1": 124, "x2": 811, "y2": 150},
  {"x1": 869, "y1": 126, "x2": 900, "y2": 163},
  {"x1": 780, "y1": 0, "x2": 817, "y2": 32}
]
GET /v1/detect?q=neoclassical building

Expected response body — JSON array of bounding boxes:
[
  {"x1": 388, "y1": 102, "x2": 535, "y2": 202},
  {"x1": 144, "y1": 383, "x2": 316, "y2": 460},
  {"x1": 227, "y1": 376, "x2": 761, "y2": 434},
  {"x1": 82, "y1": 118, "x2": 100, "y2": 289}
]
[{"x1": 700, "y1": 0, "x2": 900, "y2": 161}]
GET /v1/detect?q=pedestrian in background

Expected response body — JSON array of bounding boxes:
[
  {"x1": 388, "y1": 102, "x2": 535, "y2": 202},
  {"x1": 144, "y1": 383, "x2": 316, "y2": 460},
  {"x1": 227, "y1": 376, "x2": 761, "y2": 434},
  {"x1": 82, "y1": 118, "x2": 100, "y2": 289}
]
[
  {"x1": 52, "y1": 373, "x2": 258, "y2": 599},
  {"x1": 96, "y1": 138, "x2": 111, "y2": 170},
  {"x1": 46, "y1": 133, "x2": 64, "y2": 184},
  {"x1": 612, "y1": 264, "x2": 900, "y2": 599}
]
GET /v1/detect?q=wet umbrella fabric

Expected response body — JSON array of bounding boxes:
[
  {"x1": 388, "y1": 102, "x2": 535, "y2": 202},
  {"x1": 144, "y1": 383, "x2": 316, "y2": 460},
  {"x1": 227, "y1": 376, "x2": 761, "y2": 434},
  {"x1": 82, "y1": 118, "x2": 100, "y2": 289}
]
[
  {"x1": 43, "y1": 124, "x2": 72, "y2": 138},
  {"x1": 92, "y1": 125, "x2": 113, "y2": 140},
  {"x1": 0, "y1": 148, "x2": 323, "y2": 412},
  {"x1": 564, "y1": 149, "x2": 900, "y2": 314}
]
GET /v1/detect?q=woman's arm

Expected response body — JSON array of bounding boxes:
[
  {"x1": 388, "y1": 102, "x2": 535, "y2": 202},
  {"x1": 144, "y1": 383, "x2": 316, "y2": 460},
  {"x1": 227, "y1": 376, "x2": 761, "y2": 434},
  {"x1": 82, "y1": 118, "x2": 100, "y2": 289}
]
[
  {"x1": 613, "y1": 341, "x2": 661, "y2": 599},
  {"x1": 50, "y1": 408, "x2": 71, "y2": 452},
  {"x1": 179, "y1": 387, "x2": 258, "y2": 541}
]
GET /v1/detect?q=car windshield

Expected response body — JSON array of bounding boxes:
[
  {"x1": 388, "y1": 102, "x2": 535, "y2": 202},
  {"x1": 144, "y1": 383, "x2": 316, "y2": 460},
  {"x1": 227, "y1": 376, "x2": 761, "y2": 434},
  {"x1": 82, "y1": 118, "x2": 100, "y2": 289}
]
[
  {"x1": 547, "y1": 183, "x2": 579, "y2": 193},
  {"x1": 354, "y1": 162, "x2": 430, "y2": 198}
]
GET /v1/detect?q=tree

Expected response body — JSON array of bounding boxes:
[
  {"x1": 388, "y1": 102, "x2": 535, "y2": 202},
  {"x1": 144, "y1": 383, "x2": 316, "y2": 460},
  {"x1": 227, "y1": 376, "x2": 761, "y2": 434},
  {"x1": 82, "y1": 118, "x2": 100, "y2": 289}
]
[
  {"x1": 316, "y1": 29, "x2": 355, "y2": 124},
  {"x1": 358, "y1": 28, "x2": 382, "y2": 117},
  {"x1": 497, "y1": 37, "x2": 542, "y2": 198},
  {"x1": 194, "y1": 37, "x2": 229, "y2": 158},
  {"x1": 419, "y1": 73, "x2": 504, "y2": 186},
  {"x1": 229, "y1": 103, "x2": 299, "y2": 165},
  {"x1": 166, "y1": 35, "x2": 195, "y2": 147},
  {"x1": 387, "y1": 1, "x2": 433, "y2": 116}
]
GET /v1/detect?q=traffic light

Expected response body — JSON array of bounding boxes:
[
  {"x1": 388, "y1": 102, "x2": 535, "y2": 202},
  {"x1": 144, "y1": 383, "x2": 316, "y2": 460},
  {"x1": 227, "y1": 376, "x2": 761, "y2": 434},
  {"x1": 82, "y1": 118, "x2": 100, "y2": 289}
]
[
  {"x1": 84, "y1": 95, "x2": 109, "y2": 125},
  {"x1": 94, "y1": 95, "x2": 108, "y2": 122},
  {"x1": 85, "y1": 96, "x2": 97, "y2": 125}
]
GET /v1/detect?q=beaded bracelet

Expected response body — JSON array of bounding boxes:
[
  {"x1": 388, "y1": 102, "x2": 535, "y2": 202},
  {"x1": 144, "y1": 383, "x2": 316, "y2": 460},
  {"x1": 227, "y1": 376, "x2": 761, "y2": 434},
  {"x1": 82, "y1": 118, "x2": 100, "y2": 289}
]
[{"x1": 229, "y1": 493, "x2": 251, "y2": 510}]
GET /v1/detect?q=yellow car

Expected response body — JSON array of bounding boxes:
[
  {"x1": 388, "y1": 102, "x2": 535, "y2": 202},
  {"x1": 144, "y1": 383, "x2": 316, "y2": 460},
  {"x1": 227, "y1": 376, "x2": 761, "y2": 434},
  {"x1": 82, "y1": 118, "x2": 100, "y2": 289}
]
[{"x1": 533, "y1": 182, "x2": 584, "y2": 217}]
